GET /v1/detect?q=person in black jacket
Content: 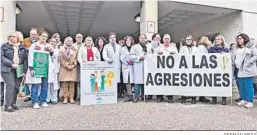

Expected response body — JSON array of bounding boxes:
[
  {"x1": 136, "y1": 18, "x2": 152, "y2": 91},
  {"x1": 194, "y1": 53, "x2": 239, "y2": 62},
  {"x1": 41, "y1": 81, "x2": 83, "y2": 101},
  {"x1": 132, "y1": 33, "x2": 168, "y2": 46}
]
[
  {"x1": 1, "y1": 31, "x2": 28, "y2": 112},
  {"x1": 95, "y1": 37, "x2": 107, "y2": 61}
]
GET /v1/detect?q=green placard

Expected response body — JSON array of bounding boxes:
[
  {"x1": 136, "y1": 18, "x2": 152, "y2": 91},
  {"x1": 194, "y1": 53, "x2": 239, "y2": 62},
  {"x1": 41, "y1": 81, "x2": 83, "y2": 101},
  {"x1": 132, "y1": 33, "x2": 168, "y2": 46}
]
[
  {"x1": 16, "y1": 64, "x2": 24, "y2": 78},
  {"x1": 33, "y1": 52, "x2": 49, "y2": 78}
]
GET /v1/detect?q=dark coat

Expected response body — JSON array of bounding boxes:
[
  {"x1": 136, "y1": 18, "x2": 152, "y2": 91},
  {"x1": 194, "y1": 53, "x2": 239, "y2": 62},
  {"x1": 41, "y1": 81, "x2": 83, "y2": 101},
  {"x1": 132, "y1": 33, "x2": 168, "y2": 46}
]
[
  {"x1": 1, "y1": 42, "x2": 28, "y2": 75},
  {"x1": 208, "y1": 45, "x2": 229, "y2": 53}
]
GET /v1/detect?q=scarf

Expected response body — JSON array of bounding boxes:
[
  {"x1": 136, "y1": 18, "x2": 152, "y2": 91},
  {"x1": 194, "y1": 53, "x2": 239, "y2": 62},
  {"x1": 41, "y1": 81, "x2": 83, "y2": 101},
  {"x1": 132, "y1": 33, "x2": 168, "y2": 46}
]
[
  {"x1": 10, "y1": 42, "x2": 19, "y2": 65},
  {"x1": 64, "y1": 45, "x2": 74, "y2": 61},
  {"x1": 139, "y1": 42, "x2": 147, "y2": 53}
]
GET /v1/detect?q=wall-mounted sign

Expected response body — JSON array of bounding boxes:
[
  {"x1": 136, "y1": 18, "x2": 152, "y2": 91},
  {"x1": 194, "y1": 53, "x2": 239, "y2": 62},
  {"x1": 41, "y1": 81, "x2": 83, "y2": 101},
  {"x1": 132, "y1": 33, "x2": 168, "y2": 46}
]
[
  {"x1": 0, "y1": 7, "x2": 3, "y2": 22},
  {"x1": 147, "y1": 21, "x2": 155, "y2": 33}
]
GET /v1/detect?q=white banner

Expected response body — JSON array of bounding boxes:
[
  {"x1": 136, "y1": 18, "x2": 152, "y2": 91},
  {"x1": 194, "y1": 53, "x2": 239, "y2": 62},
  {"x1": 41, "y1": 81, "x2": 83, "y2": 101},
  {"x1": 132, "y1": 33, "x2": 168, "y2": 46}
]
[
  {"x1": 144, "y1": 54, "x2": 232, "y2": 97},
  {"x1": 80, "y1": 62, "x2": 117, "y2": 105}
]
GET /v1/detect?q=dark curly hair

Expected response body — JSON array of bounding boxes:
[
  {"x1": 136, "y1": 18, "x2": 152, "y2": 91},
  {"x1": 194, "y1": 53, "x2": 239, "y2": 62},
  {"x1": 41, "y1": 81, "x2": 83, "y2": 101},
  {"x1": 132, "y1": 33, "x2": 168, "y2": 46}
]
[
  {"x1": 95, "y1": 37, "x2": 107, "y2": 50},
  {"x1": 124, "y1": 36, "x2": 135, "y2": 46},
  {"x1": 236, "y1": 33, "x2": 250, "y2": 46}
]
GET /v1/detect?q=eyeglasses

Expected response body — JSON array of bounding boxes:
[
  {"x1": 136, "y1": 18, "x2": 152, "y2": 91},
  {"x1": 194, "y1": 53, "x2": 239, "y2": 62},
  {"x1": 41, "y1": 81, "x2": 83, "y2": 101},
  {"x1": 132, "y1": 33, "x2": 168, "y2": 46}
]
[
  {"x1": 186, "y1": 39, "x2": 192, "y2": 41},
  {"x1": 9, "y1": 36, "x2": 16, "y2": 38}
]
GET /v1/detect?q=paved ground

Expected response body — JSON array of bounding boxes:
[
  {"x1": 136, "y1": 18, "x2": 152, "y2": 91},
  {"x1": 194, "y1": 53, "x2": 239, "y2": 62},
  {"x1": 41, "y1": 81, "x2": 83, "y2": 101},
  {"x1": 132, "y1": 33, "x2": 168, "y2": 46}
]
[{"x1": 1, "y1": 97, "x2": 257, "y2": 131}]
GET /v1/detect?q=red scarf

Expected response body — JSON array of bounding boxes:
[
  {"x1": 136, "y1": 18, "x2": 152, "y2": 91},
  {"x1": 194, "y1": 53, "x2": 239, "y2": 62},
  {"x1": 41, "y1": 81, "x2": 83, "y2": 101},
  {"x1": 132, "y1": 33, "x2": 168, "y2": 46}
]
[{"x1": 87, "y1": 49, "x2": 94, "y2": 61}]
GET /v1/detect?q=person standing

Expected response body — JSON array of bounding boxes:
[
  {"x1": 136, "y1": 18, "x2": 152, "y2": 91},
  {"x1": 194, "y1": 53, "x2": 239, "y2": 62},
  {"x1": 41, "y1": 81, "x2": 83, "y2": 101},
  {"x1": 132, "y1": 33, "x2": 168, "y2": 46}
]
[
  {"x1": 103, "y1": 33, "x2": 122, "y2": 98},
  {"x1": 23, "y1": 28, "x2": 38, "y2": 49},
  {"x1": 120, "y1": 36, "x2": 135, "y2": 102},
  {"x1": 25, "y1": 31, "x2": 52, "y2": 109},
  {"x1": 130, "y1": 34, "x2": 147, "y2": 103},
  {"x1": 145, "y1": 33, "x2": 161, "y2": 101},
  {"x1": 179, "y1": 35, "x2": 199, "y2": 104},
  {"x1": 156, "y1": 34, "x2": 178, "y2": 103},
  {"x1": 235, "y1": 34, "x2": 257, "y2": 108},
  {"x1": 1, "y1": 31, "x2": 28, "y2": 112},
  {"x1": 95, "y1": 37, "x2": 107, "y2": 61},
  {"x1": 197, "y1": 36, "x2": 211, "y2": 103},
  {"x1": 46, "y1": 38, "x2": 60, "y2": 105},
  {"x1": 59, "y1": 37, "x2": 78, "y2": 104},
  {"x1": 78, "y1": 36, "x2": 100, "y2": 63},
  {"x1": 52, "y1": 33, "x2": 63, "y2": 49},
  {"x1": 23, "y1": 28, "x2": 38, "y2": 102},
  {"x1": 208, "y1": 35, "x2": 229, "y2": 105},
  {"x1": 73, "y1": 33, "x2": 84, "y2": 101}
]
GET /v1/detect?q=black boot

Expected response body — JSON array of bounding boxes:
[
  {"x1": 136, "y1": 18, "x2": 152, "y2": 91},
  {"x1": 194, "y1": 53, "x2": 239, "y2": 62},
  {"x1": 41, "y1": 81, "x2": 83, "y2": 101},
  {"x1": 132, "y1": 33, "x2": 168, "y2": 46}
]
[
  {"x1": 24, "y1": 97, "x2": 31, "y2": 102},
  {"x1": 221, "y1": 97, "x2": 227, "y2": 105},
  {"x1": 211, "y1": 97, "x2": 217, "y2": 104},
  {"x1": 199, "y1": 96, "x2": 210, "y2": 103},
  {"x1": 191, "y1": 97, "x2": 196, "y2": 104},
  {"x1": 168, "y1": 96, "x2": 173, "y2": 103},
  {"x1": 4, "y1": 106, "x2": 15, "y2": 112},
  {"x1": 1, "y1": 102, "x2": 3, "y2": 106}
]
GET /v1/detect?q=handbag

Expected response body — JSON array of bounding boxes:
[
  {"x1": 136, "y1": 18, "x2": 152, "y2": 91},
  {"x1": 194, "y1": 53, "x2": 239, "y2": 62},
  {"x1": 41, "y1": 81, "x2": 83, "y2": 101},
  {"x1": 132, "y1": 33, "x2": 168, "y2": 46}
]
[{"x1": 17, "y1": 76, "x2": 26, "y2": 97}]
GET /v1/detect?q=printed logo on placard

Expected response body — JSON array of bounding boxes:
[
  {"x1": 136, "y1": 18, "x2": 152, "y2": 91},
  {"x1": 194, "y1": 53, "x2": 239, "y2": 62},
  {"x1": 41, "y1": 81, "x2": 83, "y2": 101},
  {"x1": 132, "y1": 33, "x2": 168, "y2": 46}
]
[{"x1": 96, "y1": 97, "x2": 103, "y2": 103}]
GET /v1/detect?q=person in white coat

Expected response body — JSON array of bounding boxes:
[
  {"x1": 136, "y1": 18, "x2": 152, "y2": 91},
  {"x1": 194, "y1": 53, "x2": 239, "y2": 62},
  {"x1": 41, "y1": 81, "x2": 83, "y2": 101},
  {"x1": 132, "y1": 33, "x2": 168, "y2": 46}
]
[
  {"x1": 130, "y1": 34, "x2": 148, "y2": 103},
  {"x1": 78, "y1": 36, "x2": 100, "y2": 63},
  {"x1": 156, "y1": 34, "x2": 178, "y2": 103},
  {"x1": 102, "y1": 33, "x2": 122, "y2": 98},
  {"x1": 179, "y1": 35, "x2": 199, "y2": 104},
  {"x1": 120, "y1": 36, "x2": 135, "y2": 102},
  {"x1": 25, "y1": 31, "x2": 53, "y2": 109},
  {"x1": 46, "y1": 38, "x2": 60, "y2": 105}
]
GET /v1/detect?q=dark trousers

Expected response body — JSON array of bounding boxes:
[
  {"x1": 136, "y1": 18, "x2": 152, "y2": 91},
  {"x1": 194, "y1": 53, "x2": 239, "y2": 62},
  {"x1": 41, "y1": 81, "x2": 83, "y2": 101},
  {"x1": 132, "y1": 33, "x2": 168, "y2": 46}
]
[
  {"x1": 1, "y1": 70, "x2": 21, "y2": 107},
  {"x1": 1, "y1": 82, "x2": 4, "y2": 105},
  {"x1": 254, "y1": 83, "x2": 257, "y2": 95},
  {"x1": 74, "y1": 82, "x2": 78, "y2": 100}
]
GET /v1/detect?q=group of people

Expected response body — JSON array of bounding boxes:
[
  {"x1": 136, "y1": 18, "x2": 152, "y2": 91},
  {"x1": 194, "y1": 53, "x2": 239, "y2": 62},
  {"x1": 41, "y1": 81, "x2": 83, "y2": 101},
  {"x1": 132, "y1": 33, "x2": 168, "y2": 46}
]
[{"x1": 1, "y1": 27, "x2": 257, "y2": 112}]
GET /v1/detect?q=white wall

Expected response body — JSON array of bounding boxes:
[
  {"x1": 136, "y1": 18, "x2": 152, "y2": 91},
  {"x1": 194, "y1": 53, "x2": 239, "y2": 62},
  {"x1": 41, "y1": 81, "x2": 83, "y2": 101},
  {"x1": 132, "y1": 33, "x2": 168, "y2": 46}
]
[
  {"x1": 170, "y1": 0, "x2": 257, "y2": 13},
  {"x1": 170, "y1": 11, "x2": 243, "y2": 45},
  {"x1": 242, "y1": 11, "x2": 257, "y2": 40},
  {"x1": 0, "y1": 1, "x2": 16, "y2": 44}
]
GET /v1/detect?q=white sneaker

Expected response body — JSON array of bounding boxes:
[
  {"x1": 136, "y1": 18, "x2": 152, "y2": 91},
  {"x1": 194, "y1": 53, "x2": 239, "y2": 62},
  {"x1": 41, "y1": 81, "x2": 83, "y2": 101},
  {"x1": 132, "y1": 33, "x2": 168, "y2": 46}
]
[
  {"x1": 41, "y1": 103, "x2": 49, "y2": 108},
  {"x1": 245, "y1": 102, "x2": 254, "y2": 108},
  {"x1": 33, "y1": 104, "x2": 40, "y2": 109},
  {"x1": 237, "y1": 100, "x2": 248, "y2": 106}
]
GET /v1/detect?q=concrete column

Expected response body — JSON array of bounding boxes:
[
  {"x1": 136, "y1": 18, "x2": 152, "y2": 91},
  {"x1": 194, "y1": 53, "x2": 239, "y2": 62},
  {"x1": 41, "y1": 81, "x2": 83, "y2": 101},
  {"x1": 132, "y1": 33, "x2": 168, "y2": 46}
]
[
  {"x1": 241, "y1": 11, "x2": 257, "y2": 40},
  {"x1": 0, "y1": 1, "x2": 16, "y2": 44},
  {"x1": 140, "y1": 0, "x2": 158, "y2": 40}
]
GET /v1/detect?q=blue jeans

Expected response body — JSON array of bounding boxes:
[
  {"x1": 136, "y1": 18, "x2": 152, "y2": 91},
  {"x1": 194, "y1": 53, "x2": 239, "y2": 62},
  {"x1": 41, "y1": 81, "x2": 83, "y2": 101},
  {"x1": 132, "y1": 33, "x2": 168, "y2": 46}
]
[
  {"x1": 135, "y1": 84, "x2": 144, "y2": 97},
  {"x1": 238, "y1": 77, "x2": 254, "y2": 103},
  {"x1": 31, "y1": 78, "x2": 48, "y2": 105}
]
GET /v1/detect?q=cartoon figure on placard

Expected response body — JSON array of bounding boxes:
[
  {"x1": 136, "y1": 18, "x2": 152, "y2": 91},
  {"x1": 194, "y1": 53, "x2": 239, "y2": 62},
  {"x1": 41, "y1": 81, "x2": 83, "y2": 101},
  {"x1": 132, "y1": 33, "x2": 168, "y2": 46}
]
[
  {"x1": 97, "y1": 71, "x2": 101, "y2": 91},
  {"x1": 100, "y1": 71, "x2": 106, "y2": 92},
  {"x1": 106, "y1": 71, "x2": 114, "y2": 88},
  {"x1": 90, "y1": 74, "x2": 95, "y2": 92},
  {"x1": 94, "y1": 71, "x2": 99, "y2": 92}
]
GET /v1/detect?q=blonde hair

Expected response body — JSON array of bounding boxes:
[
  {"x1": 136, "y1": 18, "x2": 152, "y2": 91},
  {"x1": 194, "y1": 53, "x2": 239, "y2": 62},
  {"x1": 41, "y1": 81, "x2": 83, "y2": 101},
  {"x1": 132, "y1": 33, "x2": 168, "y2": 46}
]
[
  {"x1": 214, "y1": 35, "x2": 228, "y2": 47},
  {"x1": 199, "y1": 36, "x2": 211, "y2": 47},
  {"x1": 7, "y1": 31, "x2": 21, "y2": 43},
  {"x1": 84, "y1": 36, "x2": 94, "y2": 47}
]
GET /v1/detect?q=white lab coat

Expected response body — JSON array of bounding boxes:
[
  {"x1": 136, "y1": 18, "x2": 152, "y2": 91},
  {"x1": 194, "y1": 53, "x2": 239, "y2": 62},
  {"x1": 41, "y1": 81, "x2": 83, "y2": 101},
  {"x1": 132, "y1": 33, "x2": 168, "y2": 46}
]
[
  {"x1": 157, "y1": 43, "x2": 178, "y2": 55},
  {"x1": 50, "y1": 49, "x2": 60, "y2": 90},
  {"x1": 120, "y1": 46, "x2": 134, "y2": 83},
  {"x1": 25, "y1": 42, "x2": 52, "y2": 84},
  {"x1": 130, "y1": 44, "x2": 147, "y2": 84},
  {"x1": 102, "y1": 43, "x2": 121, "y2": 83},
  {"x1": 78, "y1": 46, "x2": 100, "y2": 64},
  {"x1": 198, "y1": 45, "x2": 208, "y2": 53},
  {"x1": 179, "y1": 45, "x2": 199, "y2": 54}
]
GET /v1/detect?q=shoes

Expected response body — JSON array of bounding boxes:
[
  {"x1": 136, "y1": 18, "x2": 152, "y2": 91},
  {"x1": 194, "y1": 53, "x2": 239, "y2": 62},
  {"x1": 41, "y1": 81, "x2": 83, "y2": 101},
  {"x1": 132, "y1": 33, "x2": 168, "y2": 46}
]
[
  {"x1": 199, "y1": 96, "x2": 210, "y2": 103},
  {"x1": 211, "y1": 97, "x2": 217, "y2": 105},
  {"x1": 63, "y1": 99, "x2": 68, "y2": 104},
  {"x1": 156, "y1": 97, "x2": 163, "y2": 103},
  {"x1": 70, "y1": 99, "x2": 75, "y2": 104},
  {"x1": 4, "y1": 106, "x2": 15, "y2": 112},
  {"x1": 41, "y1": 103, "x2": 49, "y2": 108},
  {"x1": 12, "y1": 104, "x2": 19, "y2": 110},
  {"x1": 168, "y1": 97, "x2": 173, "y2": 103},
  {"x1": 51, "y1": 101, "x2": 57, "y2": 105},
  {"x1": 235, "y1": 98, "x2": 242, "y2": 102},
  {"x1": 237, "y1": 100, "x2": 248, "y2": 106},
  {"x1": 33, "y1": 103, "x2": 40, "y2": 109},
  {"x1": 24, "y1": 97, "x2": 31, "y2": 102},
  {"x1": 244, "y1": 102, "x2": 254, "y2": 108}
]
